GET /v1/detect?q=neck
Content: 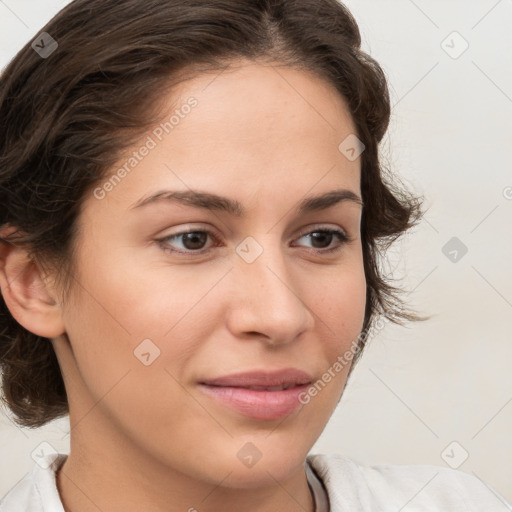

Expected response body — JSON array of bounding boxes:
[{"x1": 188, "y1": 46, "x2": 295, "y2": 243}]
[{"x1": 56, "y1": 414, "x2": 315, "y2": 512}]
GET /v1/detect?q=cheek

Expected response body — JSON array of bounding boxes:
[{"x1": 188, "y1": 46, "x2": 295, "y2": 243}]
[
  {"x1": 313, "y1": 261, "x2": 367, "y2": 337},
  {"x1": 61, "y1": 250, "x2": 224, "y2": 393},
  {"x1": 60, "y1": 270, "x2": 215, "y2": 441},
  {"x1": 70, "y1": 244, "x2": 219, "y2": 340},
  {"x1": 307, "y1": 261, "x2": 367, "y2": 396}
]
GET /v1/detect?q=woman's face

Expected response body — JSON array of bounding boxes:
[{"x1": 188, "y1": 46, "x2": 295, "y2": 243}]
[{"x1": 53, "y1": 59, "x2": 366, "y2": 488}]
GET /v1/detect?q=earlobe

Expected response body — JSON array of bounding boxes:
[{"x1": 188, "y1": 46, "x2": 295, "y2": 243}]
[{"x1": 0, "y1": 227, "x2": 66, "y2": 339}]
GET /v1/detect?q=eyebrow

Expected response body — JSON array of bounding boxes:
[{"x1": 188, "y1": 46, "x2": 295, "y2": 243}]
[{"x1": 130, "y1": 188, "x2": 363, "y2": 215}]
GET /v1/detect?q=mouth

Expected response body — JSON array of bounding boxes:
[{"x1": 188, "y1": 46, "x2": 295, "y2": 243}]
[
  {"x1": 198, "y1": 368, "x2": 313, "y2": 420},
  {"x1": 213, "y1": 384, "x2": 298, "y2": 391}
]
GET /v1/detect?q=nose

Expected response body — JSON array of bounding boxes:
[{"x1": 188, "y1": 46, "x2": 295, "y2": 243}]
[{"x1": 225, "y1": 239, "x2": 315, "y2": 346}]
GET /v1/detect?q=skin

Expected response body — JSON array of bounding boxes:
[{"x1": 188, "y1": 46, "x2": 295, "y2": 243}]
[{"x1": 0, "y1": 59, "x2": 366, "y2": 512}]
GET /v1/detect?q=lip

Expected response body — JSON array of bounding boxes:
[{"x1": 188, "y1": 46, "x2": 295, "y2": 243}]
[
  {"x1": 198, "y1": 368, "x2": 313, "y2": 420},
  {"x1": 200, "y1": 368, "x2": 313, "y2": 388}
]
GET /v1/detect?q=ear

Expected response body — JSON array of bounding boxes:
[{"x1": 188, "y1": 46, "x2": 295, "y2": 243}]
[{"x1": 0, "y1": 226, "x2": 66, "y2": 338}]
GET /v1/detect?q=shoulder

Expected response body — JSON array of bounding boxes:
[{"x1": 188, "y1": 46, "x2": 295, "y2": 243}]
[
  {"x1": 306, "y1": 452, "x2": 511, "y2": 511},
  {"x1": 0, "y1": 453, "x2": 67, "y2": 512}
]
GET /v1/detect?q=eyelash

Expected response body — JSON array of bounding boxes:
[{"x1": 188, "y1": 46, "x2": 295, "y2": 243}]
[{"x1": 156, "y1": 226, "x2": 352, "y2": 258}]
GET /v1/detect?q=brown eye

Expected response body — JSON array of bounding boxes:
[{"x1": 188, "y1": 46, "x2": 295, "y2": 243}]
[
  {"x1": 308, "y1": 231, "x2": 336, "y2": 249},
  {"x1": 179, "y1": 232, "x2": 208, "y2": 250},
  {"x1": 294, "y1": 229, "x2": 349, "y2": 252},
  {"x1": 158, "y1": 230, "x2": 217, "y2": 254}
]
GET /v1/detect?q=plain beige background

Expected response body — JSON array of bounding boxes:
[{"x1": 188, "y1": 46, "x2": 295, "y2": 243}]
[{"x1": 1, "y1": 0, "x2": 511, "y2": 505}]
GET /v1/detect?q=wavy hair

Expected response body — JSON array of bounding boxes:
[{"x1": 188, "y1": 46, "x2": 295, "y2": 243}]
[{"x1": 0, "y1": 0, "x2": 425, "y2": 428}]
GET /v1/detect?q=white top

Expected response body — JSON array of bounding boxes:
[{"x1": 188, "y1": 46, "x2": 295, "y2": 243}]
[{"x1": 1, "y1": 452, "x2": 510, "y2": 511}]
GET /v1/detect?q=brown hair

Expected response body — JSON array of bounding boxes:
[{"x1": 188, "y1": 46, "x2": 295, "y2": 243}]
[{"x1": 0, "y1": 0, "x2": 425, "y2": 428}]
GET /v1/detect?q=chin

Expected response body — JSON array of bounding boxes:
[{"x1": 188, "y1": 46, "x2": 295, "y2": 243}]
[{"x1": 217, "y1": 433, "x2": 310, "y2": 488}]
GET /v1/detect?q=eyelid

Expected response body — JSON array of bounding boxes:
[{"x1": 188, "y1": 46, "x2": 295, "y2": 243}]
[{"x1": 294, "y1": 223, "x2": 351, "y2": 241}]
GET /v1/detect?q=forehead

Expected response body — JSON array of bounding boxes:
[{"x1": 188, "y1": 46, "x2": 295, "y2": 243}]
[
  {"x1": 159, "y1": 59, "x2": 358, "y2": 155},
  {"x1": 86, "y1": 59, "x2": 362, "y2": 217}
]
